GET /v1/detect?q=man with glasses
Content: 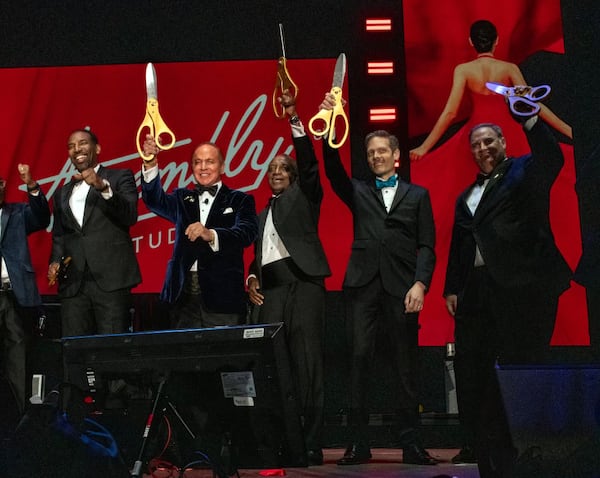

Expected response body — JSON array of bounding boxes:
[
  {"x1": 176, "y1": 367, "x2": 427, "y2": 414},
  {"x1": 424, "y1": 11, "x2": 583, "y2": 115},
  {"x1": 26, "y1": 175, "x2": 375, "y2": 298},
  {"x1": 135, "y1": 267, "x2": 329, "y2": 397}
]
[{"x1": 444, "y1": 111, "x2": 572, "y2": 478}]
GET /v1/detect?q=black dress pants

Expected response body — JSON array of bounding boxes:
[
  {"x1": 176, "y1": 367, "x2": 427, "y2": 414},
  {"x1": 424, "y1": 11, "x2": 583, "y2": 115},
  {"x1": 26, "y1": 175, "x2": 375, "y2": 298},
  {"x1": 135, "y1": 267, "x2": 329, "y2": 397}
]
[{"x1": 345, "y1": 275, "x2": 421, "y2": 448}]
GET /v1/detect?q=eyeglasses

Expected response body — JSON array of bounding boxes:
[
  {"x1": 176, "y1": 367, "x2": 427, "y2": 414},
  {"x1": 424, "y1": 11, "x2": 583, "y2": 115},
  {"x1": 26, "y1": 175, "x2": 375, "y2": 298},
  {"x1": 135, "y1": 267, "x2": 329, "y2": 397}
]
[{"x1": 0, "y1": 179, "x2": 6, "y2": 189}]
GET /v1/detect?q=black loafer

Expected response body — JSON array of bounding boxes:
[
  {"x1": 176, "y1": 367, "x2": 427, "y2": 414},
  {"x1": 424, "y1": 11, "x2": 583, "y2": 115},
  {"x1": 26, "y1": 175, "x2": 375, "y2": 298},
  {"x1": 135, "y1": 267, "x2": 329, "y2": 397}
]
[
  {"x1": 307, "y1": 449, "x2": 323, "y2": 466},
  {"x1": 402, "y1": 444, "x2": 438, "y2": 465},
  {"x1": 451, "y1": 446, "x2": 477, "y2": 464},
  {"x1": 337, "y1": 444, "x2": 371, "y2": 465}
]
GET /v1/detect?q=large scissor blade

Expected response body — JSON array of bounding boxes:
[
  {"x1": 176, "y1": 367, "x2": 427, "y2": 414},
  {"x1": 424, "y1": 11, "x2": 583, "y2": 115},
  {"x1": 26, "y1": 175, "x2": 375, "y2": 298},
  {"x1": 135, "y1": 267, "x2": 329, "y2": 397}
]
[
  {"x1": 278, "y1": 23, "x2": 286, "y2": 58},
  {"x1": 145, "y1": 62, "x2": 158, "y2": 100},
  {"x1": 332, "y1": 53, "x2": 347, "y2": 89},
  {"x1": 486, "y1": 81, "x2": 511, "y2": 95}
]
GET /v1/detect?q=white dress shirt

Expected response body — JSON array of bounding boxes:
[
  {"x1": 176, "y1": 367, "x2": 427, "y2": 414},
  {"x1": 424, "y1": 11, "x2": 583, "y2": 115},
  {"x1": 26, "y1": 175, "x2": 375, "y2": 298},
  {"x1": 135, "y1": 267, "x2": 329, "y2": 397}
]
[
  {"x1": 142, "y1": 165, "x2": 220, "y2": 271},
  {"x1": 376, "y1": 175, "x2": 398, "y2": 213}
]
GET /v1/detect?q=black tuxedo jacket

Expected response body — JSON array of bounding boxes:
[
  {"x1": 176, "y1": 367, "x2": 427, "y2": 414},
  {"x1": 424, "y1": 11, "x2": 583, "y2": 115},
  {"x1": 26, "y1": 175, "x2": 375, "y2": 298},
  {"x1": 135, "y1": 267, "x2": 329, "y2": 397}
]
[
  {"x1": 444, "y1": 119, "x2": 572, "y2": 297},
  {"x1": 51, "y1": 166, "x2": 141, "y2": 297},
  {"x1": 142, "y1": 176, "x2": 257, "y2": 314},
  {"x1": 1, "y1": 192, "x2": 50, "y2": 307},
  {"x1": 249, "y1": 134, "x2": 331, "y2": 282},
  {"x1": 322, "y1": 143, "x2": 436, "y2": 298}
]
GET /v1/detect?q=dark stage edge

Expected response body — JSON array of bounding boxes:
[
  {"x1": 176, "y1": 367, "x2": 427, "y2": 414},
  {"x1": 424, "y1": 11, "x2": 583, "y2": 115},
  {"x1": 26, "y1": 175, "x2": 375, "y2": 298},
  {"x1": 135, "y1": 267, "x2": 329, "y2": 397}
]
[{"x1": 139, "y1": 449, "x2": 479, "y2": 478}]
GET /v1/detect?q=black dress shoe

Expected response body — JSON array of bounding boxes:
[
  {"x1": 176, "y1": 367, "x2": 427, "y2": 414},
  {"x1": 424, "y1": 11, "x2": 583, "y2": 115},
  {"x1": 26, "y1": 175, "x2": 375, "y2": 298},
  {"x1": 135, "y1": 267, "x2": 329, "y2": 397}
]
[
  {"x1": 307, "y1": 449, "x2": 323, "y2": 466},
  {"x1": 337, "y1": 444, "x2": 371, "y2": 465},
  {"x1": 402, "y1": 444, "x2": 438, "y2": 465},
  {"x1": 451, "y1": 446, "x2": 477, "y2": 464}
]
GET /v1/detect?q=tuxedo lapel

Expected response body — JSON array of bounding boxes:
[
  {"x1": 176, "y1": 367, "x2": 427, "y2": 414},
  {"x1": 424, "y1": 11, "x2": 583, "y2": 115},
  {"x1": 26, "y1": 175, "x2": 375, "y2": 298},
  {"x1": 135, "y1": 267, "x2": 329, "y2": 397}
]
[
  {"x1": 0, "y1": 203, "x2": 13, "y2": 243},
  {"x1": 205, "y1": 185, "x2": 228, "y2": 226},
  {"x1": 81, "y1": 165, "x2": 107, "y2": 227},
  {"x1": 258, "y1": 205, "x2": 268, "y2": 236},
  {"x1": 388, "y1": 180, "x2": 410, "y2": 213},
  {"x1": 459, "y1": 192, "x2": 474, "y2": 218},
  {"x1": 182, "y1": 190, "x2": 201, "y2": 222},
  {"x1": 272, "y1": 186, "x2": 296, "y2": 225},
  {"x1": 476, "y1": 158, "x2": 512, "y2": 218},
  {"x1": 82, "y1": 186, "x2": 99, "y2": 227},
  {"x1": 62, "y1": 181, "x2": 81, "y2": 230},
  {"x1": 369, "y1": 182, "x2": 387, "y2": 211}
]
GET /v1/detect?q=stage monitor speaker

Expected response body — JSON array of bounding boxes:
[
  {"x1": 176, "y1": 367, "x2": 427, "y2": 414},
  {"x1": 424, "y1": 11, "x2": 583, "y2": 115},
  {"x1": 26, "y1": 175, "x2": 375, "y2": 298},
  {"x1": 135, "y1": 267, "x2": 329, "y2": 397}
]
[
  {"x1": 496, "y1": 364, "x2": 600, "y2": 478},
  {"x1": 61, "y1": 323, "x2": 307, "y2": 470}
]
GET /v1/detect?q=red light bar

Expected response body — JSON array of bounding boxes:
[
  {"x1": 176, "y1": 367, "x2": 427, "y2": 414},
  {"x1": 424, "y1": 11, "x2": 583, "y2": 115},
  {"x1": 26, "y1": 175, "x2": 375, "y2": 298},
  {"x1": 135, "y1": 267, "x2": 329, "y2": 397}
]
[
  {"x1": 367, "y1": 61, "x2": 394, "y2": 75},
  {"x1": 369, "y1": 107, "x2": 397, "y2": 122},
  {"x1": 365, "y1": 18, "x2": 392, "y2": 32}
]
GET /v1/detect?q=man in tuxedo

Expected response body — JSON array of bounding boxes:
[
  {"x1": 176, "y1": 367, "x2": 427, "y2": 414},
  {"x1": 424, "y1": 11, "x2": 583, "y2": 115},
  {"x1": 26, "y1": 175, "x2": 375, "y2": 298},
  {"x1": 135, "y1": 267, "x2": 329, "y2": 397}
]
[
  {"x1": 247, "y1": 92, "x2": 330, "y2": 465},
  {"x1": 319, "y1": 96, "x2": 437, "y2": 466},
  {"x1": 0, "y1": 164, "x2": 50, "y2": 414},
  {"x1": 444, "y1": 111, "x2": 572, "y2": 478},
  {"x1": 141, "y1": 135, "x2": 257, "y2": 327},
  {"x1": 49, "y1": 129, "x2": 141, "y2": 337}
]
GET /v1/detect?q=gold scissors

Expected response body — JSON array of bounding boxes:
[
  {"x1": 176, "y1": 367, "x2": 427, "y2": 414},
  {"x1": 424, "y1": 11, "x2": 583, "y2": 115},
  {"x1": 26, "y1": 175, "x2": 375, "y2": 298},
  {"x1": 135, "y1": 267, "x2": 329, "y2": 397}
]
[
  {"x1": 308, "y1": 53, "x2": 349, "y2": 149},
  {"x1": 136, "y1": 62, "x2": 176, "y2": 162},
  {"x1": 272, "y1": 23, "x2": 299, "y2": 119}
]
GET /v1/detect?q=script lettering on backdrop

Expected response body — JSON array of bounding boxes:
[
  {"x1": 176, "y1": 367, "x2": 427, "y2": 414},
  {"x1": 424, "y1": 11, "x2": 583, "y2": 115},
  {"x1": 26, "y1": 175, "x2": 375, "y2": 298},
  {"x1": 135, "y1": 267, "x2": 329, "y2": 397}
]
[{"x1": 21, "y1": 94, "x2": 293, "y2": 232}]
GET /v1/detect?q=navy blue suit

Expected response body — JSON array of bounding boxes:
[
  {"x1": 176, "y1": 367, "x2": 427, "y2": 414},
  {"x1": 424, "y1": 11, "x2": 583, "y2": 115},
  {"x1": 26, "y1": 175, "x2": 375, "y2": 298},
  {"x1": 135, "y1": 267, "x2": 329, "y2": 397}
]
[
  {"x1": 444, "y1": 119, "x2": 572, "y2": 478},
  {"x1": 142, "y1": 176, "x2": 257, "y2": 318},
  {"x1": 0, "y1": 189, "x2": 50, "y2": 412}
]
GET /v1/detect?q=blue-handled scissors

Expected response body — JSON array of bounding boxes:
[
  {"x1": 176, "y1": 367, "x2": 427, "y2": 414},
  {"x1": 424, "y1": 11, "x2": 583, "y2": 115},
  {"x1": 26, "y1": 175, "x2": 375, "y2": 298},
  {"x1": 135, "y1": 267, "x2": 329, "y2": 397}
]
[
  {"x1": 486, "y1": 81, "x2": 551, "y2": 116},
  {"x1": 308, "y1": 53, "x2": 349, "y2": 149},
  {"x1": 137, "y1": 63, "x2": 176, "y2": 162}
]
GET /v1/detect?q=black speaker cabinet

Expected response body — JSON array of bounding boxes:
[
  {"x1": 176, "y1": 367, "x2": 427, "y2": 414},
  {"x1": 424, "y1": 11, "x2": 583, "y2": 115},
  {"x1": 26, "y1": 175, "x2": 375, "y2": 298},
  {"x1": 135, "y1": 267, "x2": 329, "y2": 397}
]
[{"x1": 497, "y1": 364, "x2": 600, "y2": 477}]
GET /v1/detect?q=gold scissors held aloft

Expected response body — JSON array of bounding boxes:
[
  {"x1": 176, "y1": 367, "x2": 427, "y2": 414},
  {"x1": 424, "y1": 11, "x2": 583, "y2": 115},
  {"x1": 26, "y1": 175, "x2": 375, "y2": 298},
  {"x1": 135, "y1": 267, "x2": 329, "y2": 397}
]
[
  {"x1": 137, "y1": 63, "x2": 176, "y2": 162},
  {"x1": 272, "y1": 24, "x2": 299, "y2": 119},
  {"x1": 308, "y1": 53, "x2": 349, "y2": 149}
]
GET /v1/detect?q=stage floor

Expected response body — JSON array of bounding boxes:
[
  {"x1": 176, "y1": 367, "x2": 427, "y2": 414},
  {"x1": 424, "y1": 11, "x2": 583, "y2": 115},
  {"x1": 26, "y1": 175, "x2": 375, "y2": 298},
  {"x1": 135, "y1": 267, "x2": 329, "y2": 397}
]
[{"x1": 140, "y1": 448, "x2": 480, "y2": 477}]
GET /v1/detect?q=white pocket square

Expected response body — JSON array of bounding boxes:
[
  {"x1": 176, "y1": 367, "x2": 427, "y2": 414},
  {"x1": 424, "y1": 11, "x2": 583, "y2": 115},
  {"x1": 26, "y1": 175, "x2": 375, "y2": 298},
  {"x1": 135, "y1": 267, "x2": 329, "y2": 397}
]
[{"x1": 223, "y1": 207, "x2": 234, "y2": 214}]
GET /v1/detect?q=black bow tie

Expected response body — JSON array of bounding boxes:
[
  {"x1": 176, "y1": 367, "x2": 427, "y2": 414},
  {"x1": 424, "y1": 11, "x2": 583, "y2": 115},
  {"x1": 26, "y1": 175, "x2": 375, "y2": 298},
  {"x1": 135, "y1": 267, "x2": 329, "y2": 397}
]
[
  {"x1": 195, "y1": 184, "x2": 218, "y2": 196},
  {"x1": 475, "y1": 172, "x2": 489, "y2": 186}
]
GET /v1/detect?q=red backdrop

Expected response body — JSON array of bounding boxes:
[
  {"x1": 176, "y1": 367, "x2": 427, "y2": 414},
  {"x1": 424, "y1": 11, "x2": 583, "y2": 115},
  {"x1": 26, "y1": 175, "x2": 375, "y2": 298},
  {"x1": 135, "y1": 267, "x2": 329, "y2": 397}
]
[
  {"x1": 404, "y1": 0, "x2": 588, "y2": 346},
  {"x1": 1, "y1": 0, "x2": 588, "y2": 345},
  {"x1": 0, "y1": 59, "x2": 351, "y2": 303}
]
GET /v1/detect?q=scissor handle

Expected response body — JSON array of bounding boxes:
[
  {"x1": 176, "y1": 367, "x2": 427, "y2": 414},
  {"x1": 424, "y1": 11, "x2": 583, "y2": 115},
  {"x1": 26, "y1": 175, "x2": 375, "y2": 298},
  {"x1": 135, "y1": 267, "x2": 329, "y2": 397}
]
[
  {"x1": 272, "y1": 57, "x2": 299, "y2": 119},
  {"x1": 527, "y1": 85, "x2": 551, "y2": 101},
  {"x1": 137, "y1": 99, "x2": 176, "y2": 162},
  {"x1": 137, "y1": 111, "x2": 156, "y2": 162},
  {"x1": 512, "y1": 84, "x2": 551, "y2": 102},
  {"x1": 508, "y1": 96, "x2": 542, "y2": 117},
  {"x1": 506, "y1": 84, "x2": 550, "y2": 117},
  {"x1": 308, "y1": 107, "x2": 333, "y2": 138},
  {"x1": 146, "y1": 99, "x2": 176, "y2": 150},
  {"x1": 308, "y1": 86, "x2": 349, "y2": 149},
  {"x1": 327, "y1": 87, "x2": 349, "y2": 149}
]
